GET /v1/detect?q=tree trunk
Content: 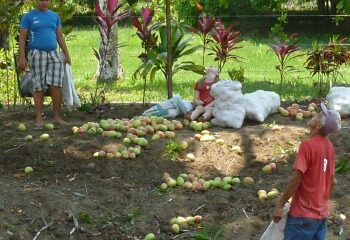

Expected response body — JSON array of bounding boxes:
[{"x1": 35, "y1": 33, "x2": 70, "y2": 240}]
[
  {"x1": 165, "y1": 0, "x2": 173, "y2": 99},
  {"x1": 317, "y1": 0, "x2": 326, "y2": 13},
  {"x1": 0, "y1": 31, "x2": 9, "y2": 50},
  {"x1": 330, "y1": 0, "x2": 340, "y2": 14},
  {"x1": 96, "y1": 0, "x2": 123, "y2": 82}
]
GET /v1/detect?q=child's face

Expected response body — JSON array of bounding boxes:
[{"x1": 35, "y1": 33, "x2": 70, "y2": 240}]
[
  {"x1": 206, "y1": 69, "x2": 218, "y2": 81},
  {"x1": 308, "y1": 112, "x2": 323, "y2": 134}
]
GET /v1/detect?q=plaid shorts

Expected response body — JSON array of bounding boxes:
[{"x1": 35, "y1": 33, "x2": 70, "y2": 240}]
[{"x1": 28, "y1": 50, "x2": 64, "y2": 92}]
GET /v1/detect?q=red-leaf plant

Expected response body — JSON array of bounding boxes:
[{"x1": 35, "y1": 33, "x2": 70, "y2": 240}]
[
  {"x1": 93, "y1": 0, "x2": 130, "y2": 72},
  {"x1": 131, "y1": 5, "x2": 158, "y2": 104},
  {"x1": 193, "y1": 12, "x2": 215, "y2": 67},
  {"x1": 209, "y1": 19, "x2": 241, "y2": 73},
  {"x1": 131, "y1": 6, "x2": 158, "y2": 62},
  {"x1": 270, "y1": 33, "x2": 301, "y2": 94}
]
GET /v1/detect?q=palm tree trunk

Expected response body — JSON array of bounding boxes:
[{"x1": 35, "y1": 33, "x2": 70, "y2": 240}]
[{"x1": 96, "y1": 0, "x2": 123, "y2": 82}]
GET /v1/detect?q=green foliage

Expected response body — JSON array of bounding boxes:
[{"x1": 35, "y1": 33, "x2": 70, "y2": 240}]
[
  {"x1": 250, "y1": 0, "x2": 279, "y2": 11},
  {"x1": 0, "y1": 48, "x2": 18, "y2": 109},
  {"x1": 270, "y1": 12, "x2": 288, "y2": 41},
  {"x1": 227, "y1": 67, "x2": 246, "y2": 82},
  {"x1": 133, "y1": 22, "x2": 204, "y2": 82},
  {"x1": 192, "y1": 224, "x2": 224, "y2": 240},
  {"x1": 304, "y1": 36, "x2": 350, "y2": 96},
  {"x1": 336, "y1": 159, "x2": 350, "y2": 173},
  {"x1": 78, "y1": 212, "x2": 94, "y2": 225},
  {"x1": 0, "y1": 1, "x2": 23, "y2": 34},
  {"x1": 121, "y1": 208, "x2": 142, "y2": 226},
  {"x1": 78, "y1": 80, "x2": 108, "y2": 112},
  {"x1": 165, "y1": 139, "x2": 183, "y2": 160}
]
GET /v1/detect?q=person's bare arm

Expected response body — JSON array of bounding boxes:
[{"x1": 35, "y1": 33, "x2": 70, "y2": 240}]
[
  {"x1": 204, "y1": 101, "x2": 214, "y2": 108},
  {"x1": 18, "y1": 29, "x2": 28, "y2": 71},
  {"x1": 193, "y1": 90, "x2": 203, "y2": 105},
  {"x1": 56, "y1": 27, "x2": 71, "y2": 64},
  {"x1": 272, "y1": 170, "x2": 302, "y2": 223}
]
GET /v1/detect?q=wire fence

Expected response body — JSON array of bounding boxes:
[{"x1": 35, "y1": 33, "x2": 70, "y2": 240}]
[
  {"x1": 63, "y1": 14, "x2": 350, "y2": 87},
  {"x1": 67, "y1": 14, "x2": 350, "y2": 35}
]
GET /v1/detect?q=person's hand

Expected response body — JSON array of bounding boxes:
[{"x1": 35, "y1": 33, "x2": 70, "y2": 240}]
[
  {"x1": 272, "y1": 206, "x2": 283, "y2": 223},
  {"x1": 18, "y1": 57, "x2": 27, "y2": 71},
  {"x1": 64, "y1": 55, "x2": 71, "y2": 65},
  {"x1": 195, "y1": 99, "x2": 204, "y2": 106},
  {"x1": 204, "y1": 105, "x2": 212, "y2": 111}
]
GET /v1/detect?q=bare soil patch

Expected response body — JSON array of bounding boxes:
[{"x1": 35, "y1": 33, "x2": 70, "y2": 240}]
[{"x1": 0, "y1": 104, "x2": 349, "y2": 240}]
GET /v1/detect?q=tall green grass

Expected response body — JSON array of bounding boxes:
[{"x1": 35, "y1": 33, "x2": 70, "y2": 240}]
[{"x1": 67, "y1": 27, "x2": 349, "y2": 102}]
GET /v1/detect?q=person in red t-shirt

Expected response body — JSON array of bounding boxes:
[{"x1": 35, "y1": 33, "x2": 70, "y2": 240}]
[
  {"x1": 190, "y1": 67, "x2": 219, "y2": 121},
  {"x1": 272, "y1": 102, "x2": 341, "y2": 240}
]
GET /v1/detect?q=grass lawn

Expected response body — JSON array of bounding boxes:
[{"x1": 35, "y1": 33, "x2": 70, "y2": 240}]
[{"x1": 67, "y1": 27, "x2": 350, "y2": 102}]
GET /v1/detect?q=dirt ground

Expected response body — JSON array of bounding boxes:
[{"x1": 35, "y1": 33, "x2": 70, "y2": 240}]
[{"x1": 0, "y1": 103, "x2": 349, "y2": 240}]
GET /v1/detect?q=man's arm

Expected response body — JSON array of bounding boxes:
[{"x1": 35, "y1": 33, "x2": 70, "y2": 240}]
[
  {"x1": 56, "y1": 27, "x2": 71, "y2": 65},
  {"x1": 18, "y1": 29, "x2": 28, "y2": 71},
  {"x1": 272, "y1": 170, "x2": 302, "y2": 223}
]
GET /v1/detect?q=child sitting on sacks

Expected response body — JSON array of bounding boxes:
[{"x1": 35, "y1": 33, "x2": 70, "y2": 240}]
[{"x1": 190, "y1": 66, "x2": 219, "y2": 121}]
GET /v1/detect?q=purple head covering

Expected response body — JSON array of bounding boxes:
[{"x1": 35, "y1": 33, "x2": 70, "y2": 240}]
[{"x1": 320, "y1": 102, "x2": 341, "y2": 135}]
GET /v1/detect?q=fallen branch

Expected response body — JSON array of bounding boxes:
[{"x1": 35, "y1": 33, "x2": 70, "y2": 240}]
[
  {"x1": 69, "y1": 213, "x2": 79, "y2": 238},
  {"x1": 172, "y1": 230, "x2": 190, "y2": 239},
  {"x1": 4, "y1": 143, "x2": 25, "y2": 153},
  {"x1": 242, "y1": 208, "x2": 250, "y2": 219},
  {"x1": 225, "y1": 159, "x2": 235, "y2": 174},
  {"x1": 33, "y1": 218, "x2": 54, "y2": 240},
  {"x1": 192, "y1": 204, "x2": 206, "y2": 215},
  {"x1": 153, "y1": 215, "x2": 161, "y2": 234}
]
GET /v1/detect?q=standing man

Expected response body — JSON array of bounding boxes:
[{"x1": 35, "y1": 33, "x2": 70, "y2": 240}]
[
  {"x1": 272, "y1": 103, "x2": 341, "y2": 240},
  {"x1": 19, "y1": 0, "x2": 71, "y2": 128}
]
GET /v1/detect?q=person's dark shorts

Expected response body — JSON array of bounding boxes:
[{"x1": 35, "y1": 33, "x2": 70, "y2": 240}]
[{"x1": 284, "y1": 215, "x2": 327, "y2": 240}]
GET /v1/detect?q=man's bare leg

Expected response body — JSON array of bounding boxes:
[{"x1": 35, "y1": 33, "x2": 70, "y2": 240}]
[
  {"x1": 33, "y1": 90, "x2": 45, "y2": 127},
  {"x1": 50, "y1": 85, "x2": 67, "y2": 124}
]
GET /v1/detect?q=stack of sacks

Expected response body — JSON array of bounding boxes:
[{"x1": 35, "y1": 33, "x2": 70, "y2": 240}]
[
  {"x1": 242, "y1": 90, "x2": 281, "y2": 122},
  {"x1": 326, "y1": 87, "x2": 350, "y2": 117},
  {"x1": 211, "y1": 80, "x2": 246, "y2": 128}
]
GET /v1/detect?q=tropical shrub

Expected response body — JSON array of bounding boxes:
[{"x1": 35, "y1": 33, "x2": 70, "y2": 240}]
[
  {"x1": 131, "y1": 5, "x2": 159, "y2": 103},
  {"x1": 227, "y1": 67, "x2": 246, "y2": 82},
  {"x1": 270, "y1": 33, "x2": 301, "y2": 94},
  {"x1": 193, "y1": 12, "x2": 215, "y2": 67},
  {"x1": 209, "y1": 19, "x2": 241, "y2": 73},
  {"x1": 305, "y1": 36, "x2": 350, "y2": 96},
  {"x1": 133, "y1": 22, "x2": 204, "y2": 82}
]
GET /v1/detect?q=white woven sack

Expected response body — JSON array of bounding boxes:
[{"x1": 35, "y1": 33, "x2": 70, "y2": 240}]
[
  {"x1": 211, "y1": 80, "x2": 243, "y2": 99},
  {"x1": 243, "y1": 90, "x2": 280, "y2": 122},
  {"x1": 326, "y1": 87, "x2": 350, "y2": 116},
  {"x1": 212, "y1": 98, "x2": 246, "y2": 128}
]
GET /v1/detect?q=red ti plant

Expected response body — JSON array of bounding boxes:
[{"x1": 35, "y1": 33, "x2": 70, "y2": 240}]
[
  {"x1": 270, "y1": 33, "x2": 301, "y2": 94},
  {"x1": 131, "y1": 6, "x2": 158, "y2": 62},
  {"x1": 209, "y1": 19, "x2": 241, "y2": 73},
  {"x1": 131, "y1": 5, "x2": 158, "y2": 104},
  {"x1": 95, "y1": 0, "x2": 130, "y2": 36},
  {"x1": 93, "y1": 0, "x2": 130, "y2": 77},
  {"x1": 193, "y1": 12, "x2": 215, "y2": 67}
]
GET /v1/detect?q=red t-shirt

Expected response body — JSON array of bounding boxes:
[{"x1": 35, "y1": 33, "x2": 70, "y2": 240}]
[
  {"x1": 289, "y1": 135, "x2": 335, "y2": 219},
  {"x1": 194, "y1": 81, "x2": 214, "y2": 106}
]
